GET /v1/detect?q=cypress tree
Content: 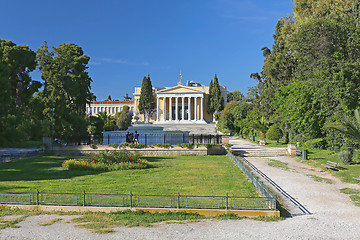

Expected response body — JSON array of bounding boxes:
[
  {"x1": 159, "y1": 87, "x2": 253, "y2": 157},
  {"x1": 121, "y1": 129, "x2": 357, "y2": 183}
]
[
  {"x1": 209, "y1": 74, "x2": 224, "y2": 121},
  {"x1": 138, "y1": 75, "x2": 155, "y2": 122}
]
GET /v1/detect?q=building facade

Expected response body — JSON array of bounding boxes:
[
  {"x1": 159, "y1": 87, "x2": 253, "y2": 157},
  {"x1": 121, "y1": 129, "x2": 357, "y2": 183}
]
[
  {"x1": 133, "y1": 81, "x2": 228, "y2": 123},
  {"x1": 87, "y1": 100, "x2": 134, "y2": 116}
]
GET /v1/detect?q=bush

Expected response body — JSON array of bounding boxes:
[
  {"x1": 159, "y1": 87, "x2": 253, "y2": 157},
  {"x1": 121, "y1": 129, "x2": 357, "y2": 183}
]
[
  {"x1": 302, "y1": 138, "x2": 327, "y2": 149},
  {"x1": 179, "y1": 143, "x2": 194, "y2": 149},
  {"x1": 154, "y1": 143, "x2": 171, "y2": 148},
  {"x1": 119, "y1": 142, "x2": 147, "y2": 148},
  {"x1": 266, "y1": 124, "x2": 283, "y2": 142},
  {"x1": 339, "y1": 150, "x2": 353, "y2": 164},
  {"x1": 62, "y1": 150, "x2": 150, "y2": 171}
]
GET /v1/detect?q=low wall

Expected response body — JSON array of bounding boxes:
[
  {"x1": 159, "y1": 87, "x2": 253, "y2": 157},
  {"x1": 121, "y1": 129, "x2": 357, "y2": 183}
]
[{"x1": 51, "y1": 145, "x2": 209, "y2": 156}]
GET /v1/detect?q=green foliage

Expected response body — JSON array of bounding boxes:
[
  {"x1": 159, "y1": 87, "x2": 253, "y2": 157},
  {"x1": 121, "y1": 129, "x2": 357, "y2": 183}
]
[
  {"x1": 227, "y1": 90, "x2": 244, "y2": 101},
  {"x1": 119, "y1": 142, "x2": 147, "y2": 148},
  {"x1": 247, "y1": 1, "x2": 360, "y2": 148},
  {"x1": 62, "y1": 150, "x2": 150, "y2": 171},
  {"x1": 114, "y1": 108, "x2": 132, "y2": 130},
  {"x1": 266, "y1": 124, "x2": 283, "y2": 142},
  {"x1": 302, "y1": 138, "x2": 327, "y2": 149},
  {"x1": 155, "y1": 143, "x2": 171, "y2": 148},
  {"x1": 179, "y1": 143, "x2": 194, "y2": 149},
  {"x1": 36, "y1": 41, "x2": 93, "y2": 137},
  {"x1": 138, "y1": 75, "x2": 155, "y2": 122},
  {"x1": 339, "y1": 150, "x2": 353, "y2": 164},
  {"x1": 207, "y1": 74, "x2": 224, "y2": 119}
]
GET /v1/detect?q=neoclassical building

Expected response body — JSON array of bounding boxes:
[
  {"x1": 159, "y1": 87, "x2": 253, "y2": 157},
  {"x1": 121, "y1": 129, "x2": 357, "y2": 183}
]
[
  {"x1": 86, "y1": 100, "x2": 134, "y2": 116},
  {"x1": 133, "y1": 81, "x2": 228, "y2": 123},
  {"x1": 88, "y1": 80, "x2": 228, "y2": 124}
]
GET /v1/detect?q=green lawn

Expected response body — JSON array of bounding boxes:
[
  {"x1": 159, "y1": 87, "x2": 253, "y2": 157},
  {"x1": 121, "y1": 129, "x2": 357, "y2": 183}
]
[
  {"x1": 0, "y1": 154, "x2": 258, "y2": 197},
  {"x1": 299, "y1": 149, "x2": 360, "y2": 184}
]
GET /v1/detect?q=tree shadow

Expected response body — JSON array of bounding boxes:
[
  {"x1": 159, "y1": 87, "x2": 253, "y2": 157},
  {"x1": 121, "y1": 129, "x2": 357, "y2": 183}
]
[{"x1": 0, "y1": 154, "x2": 126, "y2": 182}]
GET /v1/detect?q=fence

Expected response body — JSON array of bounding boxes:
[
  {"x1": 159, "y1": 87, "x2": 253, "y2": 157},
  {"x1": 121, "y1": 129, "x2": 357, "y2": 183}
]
[
  {"x1": 189, "y1": 134, "x2": 222, "y2": 144},
  {"x1": 65, "y1": 135, "x2": 103, "y2": 145},
  {"x1": 226, "y1": 149, "x2": 276, "y2": 210},
  {"x1": 0, "y1": 191, "x2": 275, "y2": 210}
]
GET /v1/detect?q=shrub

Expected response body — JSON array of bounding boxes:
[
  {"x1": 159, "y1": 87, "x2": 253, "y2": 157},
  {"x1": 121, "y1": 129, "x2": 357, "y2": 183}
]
[
  {"x1": 89, "y1": 144, "x2": 97, "y2": 149},
  {"x1": 154, "y1": 143, "x2": 171, "y2": 148},
  {"x1": 180, "y1": 143, "x2": 194, "y2": 149},
  {"x1": 339, "y1": 150, "x2": 353, "y2": 164},
  {"x1": 108, "y1": 144, "x2": 119, "y2": 148},
  {"x1": 266, "y1": 124, "x2": 282, "y2": 142},
  {"x1": 62, "y1": 150, "x2": 150, "y2": 171},
  {"x1": 119, "y1": 142, "x2": 147, "y2": 148},
  {"x1": 302, "y1": 138, "x2": 327, "y2": 149}
]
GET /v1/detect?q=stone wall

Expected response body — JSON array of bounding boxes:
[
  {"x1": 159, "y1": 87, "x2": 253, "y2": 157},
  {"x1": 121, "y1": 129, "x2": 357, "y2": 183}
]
[{"x1": 51, "y1": 145, "x2": 209, "y2": 156}]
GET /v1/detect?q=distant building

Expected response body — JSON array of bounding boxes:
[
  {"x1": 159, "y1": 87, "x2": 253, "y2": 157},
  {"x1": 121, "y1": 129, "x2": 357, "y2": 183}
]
[{"x1": 87, "y1": 100, "x2": 134, "y2": 116}]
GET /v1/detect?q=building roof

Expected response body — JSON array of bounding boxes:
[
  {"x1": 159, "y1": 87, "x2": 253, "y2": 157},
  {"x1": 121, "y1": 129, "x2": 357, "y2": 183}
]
[{"x1": 91, "y1": 100, "x2": 134, "y2": 104}]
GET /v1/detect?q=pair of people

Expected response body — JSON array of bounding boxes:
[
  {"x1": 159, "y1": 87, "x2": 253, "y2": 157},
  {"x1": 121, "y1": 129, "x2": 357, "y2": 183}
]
[{"x1": 126, "y1": 131, "x2": 140, "y2": 144}]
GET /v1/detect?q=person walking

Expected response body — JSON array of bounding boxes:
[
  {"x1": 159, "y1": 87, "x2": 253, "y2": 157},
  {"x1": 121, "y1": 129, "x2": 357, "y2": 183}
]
[{"x1": 134, "y1": 131, "x2": 140, "y2": 144}]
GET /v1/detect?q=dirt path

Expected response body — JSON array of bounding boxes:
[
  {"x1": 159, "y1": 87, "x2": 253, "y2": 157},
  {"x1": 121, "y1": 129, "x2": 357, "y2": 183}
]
[{"x1": 1, "y1": 139, "x2": 360, "y2": 239}]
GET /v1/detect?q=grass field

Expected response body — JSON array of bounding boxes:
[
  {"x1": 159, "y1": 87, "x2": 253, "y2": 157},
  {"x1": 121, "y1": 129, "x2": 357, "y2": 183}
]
[
  {"x1": 298, "y1": 149, "x2": 360, "y2": 184},
  {"x1": 0, "y1": 154, "x2": 258, "y2": 197}
]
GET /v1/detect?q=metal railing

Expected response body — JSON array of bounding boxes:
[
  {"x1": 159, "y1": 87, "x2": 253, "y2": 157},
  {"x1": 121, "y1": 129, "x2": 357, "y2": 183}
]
[
  {"x1": 65, "y1": 135, "x2": 103, "y2": 145},
  {"x1": 226, "y1": 149, "x2": 277, "y2": 210},
  {"x1": 189, "y1": 134, "x2": 222, "y2": 144},
  {"x1": 0, "y1": 191, "x2": 275, "y2": 210}
]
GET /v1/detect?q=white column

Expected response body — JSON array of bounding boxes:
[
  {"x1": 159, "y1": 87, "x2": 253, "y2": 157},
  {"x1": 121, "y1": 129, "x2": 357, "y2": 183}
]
[
  {"x1": 175, "y1": 97, "x2": 179, "y2": 121},
  {"x1": 188, "y1": 96, "x2": 191, "y2": 121},
  {"x1": 156, "y1": 97, "x2": 160, "y2": 121},
  {"x1": 169, "y1": 97, "x2": 172, "y2": 121},
  {"x1": 194, "y1": 97, "x2": 197, "y2": 121},
  {"x1": 181, "y1": 97, "x2": 185, "y2": 121},
  {"x1": 200, "y1": 96, "x2": 204, "y2": 121},
  {"x1": 163, "y1": 97, "x2": 166, "y2": 121}
]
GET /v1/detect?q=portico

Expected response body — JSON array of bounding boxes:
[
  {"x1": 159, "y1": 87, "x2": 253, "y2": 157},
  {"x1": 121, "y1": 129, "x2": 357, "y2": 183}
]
[{"x1": 156, "y1": 86, "x2": 206, "y2": 123}]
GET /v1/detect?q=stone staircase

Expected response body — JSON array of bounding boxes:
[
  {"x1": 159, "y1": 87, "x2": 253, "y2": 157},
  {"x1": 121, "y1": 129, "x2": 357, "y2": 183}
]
[
  {"x1": 133, "y1": 123, "x2": 217, "y2": 135},
  {"x1": 232, "y1": 148, "x2": 288, "y2": 157}
]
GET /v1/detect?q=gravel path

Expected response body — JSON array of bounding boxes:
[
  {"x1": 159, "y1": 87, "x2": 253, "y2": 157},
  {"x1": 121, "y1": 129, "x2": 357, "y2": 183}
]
[{"x1": 1, "y1": 138, "x2": 360, "y2": 239}]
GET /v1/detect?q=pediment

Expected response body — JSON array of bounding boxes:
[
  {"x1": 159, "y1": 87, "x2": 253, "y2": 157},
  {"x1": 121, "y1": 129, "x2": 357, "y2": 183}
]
[{"x1": 156, "y1": 85, "x2": 204, "y2": 94}]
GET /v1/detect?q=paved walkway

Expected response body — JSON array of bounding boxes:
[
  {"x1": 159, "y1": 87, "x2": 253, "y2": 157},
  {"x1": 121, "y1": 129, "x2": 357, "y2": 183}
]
[{"x1": 1, "y1": 139, "x2": 360, "y2": 239}]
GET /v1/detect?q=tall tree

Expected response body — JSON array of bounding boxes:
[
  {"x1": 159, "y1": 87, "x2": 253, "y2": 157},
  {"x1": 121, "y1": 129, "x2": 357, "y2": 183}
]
[
  {"x1": 0, "y1": 39, "x2": 40, "y2": 111},
  {"x1": 138, "y1": 75, "x2": 155, "y2": 122},
  {"x1": 37, "y1": 41, "x2": 93, "y2": 136},
  {"x1": 208, "y1": 74, "x2": 224, "y2": 121}
]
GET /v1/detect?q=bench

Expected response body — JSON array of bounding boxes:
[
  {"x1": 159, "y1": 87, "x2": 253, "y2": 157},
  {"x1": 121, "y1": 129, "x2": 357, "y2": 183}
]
[
  {"x1": 321, "y1": 161, "x2": 340, "y2": 170},
  {"x1": 353, "y1": 177, "x2": 360, "y2": 181}
]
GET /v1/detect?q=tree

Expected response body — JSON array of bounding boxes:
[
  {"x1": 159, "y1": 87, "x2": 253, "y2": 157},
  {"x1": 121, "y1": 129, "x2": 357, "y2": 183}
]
[
  {"x1": 0, "y1": 39, "x2": 40, "y2": 111},
  {"x1": 37, "y1": 41, "x2": 93, "y2": 137},
  {"x1": 227, "y1": 90, "x2": 244, "y2": 101},
  {"x1": 138, "y1": 75, "x2": 155, "y2": 122},
  {"x1": 266, "y1": 124, "x2": 283, "y2": 142},
  {"x1": 0, "y1": 39, "x2": 41, "y2": 144},
  {"x1": 207, "y1": 74, "x2": 224, "y2": 121},
  {"x1": 115, "y1": 106, "x2": 133, "y2": 130},
  {"x1": 327, "y1": 109, "x2": 360, "y2": 145}
]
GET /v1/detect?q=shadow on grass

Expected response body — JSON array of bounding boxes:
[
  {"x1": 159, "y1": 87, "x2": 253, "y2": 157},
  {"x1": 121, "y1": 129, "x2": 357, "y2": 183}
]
[{"x1": 0, "y1": 154, "x2": 133, "y2": 182}]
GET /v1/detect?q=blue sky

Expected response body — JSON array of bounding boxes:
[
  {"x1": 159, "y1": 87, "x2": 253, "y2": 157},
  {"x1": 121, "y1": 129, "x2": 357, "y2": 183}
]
[{"x1": 2, "y1": 0, "x2": 294, "y2": 101}]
